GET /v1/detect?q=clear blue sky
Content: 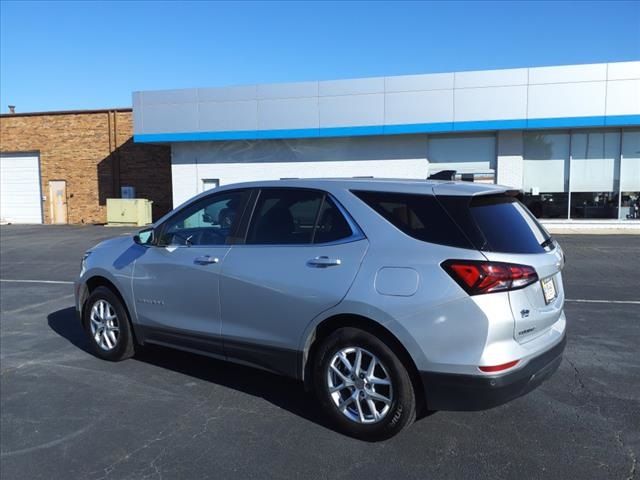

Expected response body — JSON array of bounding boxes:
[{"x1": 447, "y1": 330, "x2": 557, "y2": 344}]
[{"x1": 1, "y1": 0, "x2": 639, "y2": 113}]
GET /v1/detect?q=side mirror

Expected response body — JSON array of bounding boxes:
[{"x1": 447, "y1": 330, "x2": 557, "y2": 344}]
[{"x1": 134, "y1": 227, "x2": 155, "y2": 245}]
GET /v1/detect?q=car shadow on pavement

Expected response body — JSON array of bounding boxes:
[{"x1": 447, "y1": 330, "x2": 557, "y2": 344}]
[
  {"x1": 47, "y1": 307, "x2": 334, "y2": 431},
  {"x1": 48, "y1": 307, "x2": 92, "y2": 353}
]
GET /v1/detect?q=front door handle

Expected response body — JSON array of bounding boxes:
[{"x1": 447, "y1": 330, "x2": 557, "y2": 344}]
[
  {"x1": 307, "y1": 256, "x2": 342, "y2": 268},
  {"x1": 195, "y1": 255, "x2": 219, "y2": 265}
]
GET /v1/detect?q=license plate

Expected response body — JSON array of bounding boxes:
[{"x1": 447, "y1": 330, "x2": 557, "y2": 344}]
[{"x1": 541, "y1": 276, "x2": 557, "y2": 304}]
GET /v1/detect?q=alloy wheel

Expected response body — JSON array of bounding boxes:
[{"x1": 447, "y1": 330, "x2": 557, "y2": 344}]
[
  {"x1": 327, "y1": 347, "x2": 393, "y2": 424},
  {"x1": 89, "y1": 299, "x2": 120, "y2": 351}
]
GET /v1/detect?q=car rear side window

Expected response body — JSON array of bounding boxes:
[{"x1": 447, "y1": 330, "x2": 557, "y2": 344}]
[
  {"x1": 314, "y1": 196, "x2": 353, "y2": 243},
  {"x1": 246, "y1": 189, "x2": 353, "y2": 245},
  {"x1": 352, "y1": 190, "x2": 473, "y2": 249}
]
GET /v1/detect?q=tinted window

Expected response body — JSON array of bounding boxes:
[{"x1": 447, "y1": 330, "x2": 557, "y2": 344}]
[
  {"x1": 159, "y1": 191, "x2": 249, "y2": 246},
  {"x1": 468, "y1": 196, "x2": 551, "y2": 254},
  {"x1": 353, "y1": 191, "x2": 472, "y2": 249},
  {"x1": 314, "y1": 197, "x2": 353, "y2": 243},
  {"x1": 247, "y1": 189, "x2": 323, "y2": 244}
]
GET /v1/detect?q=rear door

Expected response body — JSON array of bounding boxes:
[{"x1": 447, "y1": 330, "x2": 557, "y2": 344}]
[
  {"x1": 436, "y1": 190, "x2": 565, "y2": 343},
  {"x1": 220, "y1": 188, "x2": 368, "y2": 376}
]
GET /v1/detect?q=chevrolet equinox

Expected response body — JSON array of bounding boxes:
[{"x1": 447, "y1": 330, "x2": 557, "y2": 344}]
[{"x1": 75, "y1": 178, "x2": 566, "y2": 440}]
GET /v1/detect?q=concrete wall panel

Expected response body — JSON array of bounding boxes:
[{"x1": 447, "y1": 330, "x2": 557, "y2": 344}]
[
  {"x1": 319, "y1": 77, "x2": 385, "y2": 96},
  {"x1": 605, "y1": 80, "x2": 640, "y2": 116},
  {"x1": 455, "y1": 86, "x2": 527, "y2": 121},
  {"x1": 529, "y1": 63, "x2": 607, "y2": 84},
  {"x1": 197, "y1": 85, "x2": 257, "y2": 102},
  {"x1": 385, "y1": 73, "x2": 454, "y2": 92},
  {"x1": 199, "y1": 101, "x2": 258, "y2": 132},
  {"x1": 455, "y1": 68, "x2": 528, "y2": 88},
  {"x1": 608, "y1": 61, "x2": 640, "y2": 81},
  {"x1": 257, "y1": 81, "x2": 318, "y2": 99},
  {"x1": 528, "y1": 82, "x2": 606, "y2": 119},
  {"x1": 258, "y1": 97, "x2": 319, "y2": 130},
  {"x1": 143, "y1": 103, "x2": 199, "y2": 134},
  {"x1": 385, "y1": 90, "x2": 454, "y2": 124},
  {"x1": 319, "y1": 94, "x2": 384, "y2": 127}
]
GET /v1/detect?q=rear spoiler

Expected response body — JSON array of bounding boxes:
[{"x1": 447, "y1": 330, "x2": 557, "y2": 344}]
[{"x1": 432, "y1": 182, "x2": 522, "y2": 198}]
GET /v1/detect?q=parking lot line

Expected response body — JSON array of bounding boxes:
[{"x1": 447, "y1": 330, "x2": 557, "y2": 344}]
[
  {"x1": 0, "y1": 279, "x2": 74, "y2": 285},
  {"x1": 3, "y1": 294, "x2": 74, "y2": 315},
  {"x1": 565, "y1": 298, "x2": 640, "y2": 305}
]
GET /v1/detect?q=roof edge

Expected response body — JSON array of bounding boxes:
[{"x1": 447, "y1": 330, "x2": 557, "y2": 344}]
[{"x1": 0, "y1": 107, "x2": 132, "y2": 118}]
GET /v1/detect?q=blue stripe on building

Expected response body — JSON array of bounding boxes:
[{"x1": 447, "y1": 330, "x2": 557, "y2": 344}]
[{"x1": 134, "y1": 114, "x2": 640, "y2": 143}]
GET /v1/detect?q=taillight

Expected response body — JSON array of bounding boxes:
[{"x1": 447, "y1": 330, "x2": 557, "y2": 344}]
[{"x1": 442, "y1": 260, "x2": 538, "y2": 295}]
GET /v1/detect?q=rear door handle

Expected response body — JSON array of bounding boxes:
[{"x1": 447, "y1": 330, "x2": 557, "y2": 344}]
[
  {"x1": 307, "y1": 256, "x2": 341, "y2": 268},
  {"x1": 195, "y1": 255, "x2": 219, "y2": 265}
]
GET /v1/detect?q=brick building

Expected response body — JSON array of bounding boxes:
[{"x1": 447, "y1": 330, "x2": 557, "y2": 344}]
[{"x1": 0, "y1": 109, "x2": 172, "y2": 224}]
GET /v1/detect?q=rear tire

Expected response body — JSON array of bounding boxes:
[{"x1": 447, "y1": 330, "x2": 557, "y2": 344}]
[
  {"x1": 313, "y1": 327, "x2": 416, "y2": 441},
  {"x1": 83, "y1": 286, "x2": 135, "y2": 361}
]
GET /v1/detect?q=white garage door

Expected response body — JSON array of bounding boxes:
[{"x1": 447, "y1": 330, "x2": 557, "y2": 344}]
[{"x1": 0, "y1": 153, "x2": 43, "y2": 224}]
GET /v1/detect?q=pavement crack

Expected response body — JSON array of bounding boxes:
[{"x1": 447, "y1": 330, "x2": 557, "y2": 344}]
[
  {"x1": 565, "y1": 357, "x2": 587, "y2": 392},
  {"x1": 615, "y1": 430, "x2": 637, "y2": 480}
]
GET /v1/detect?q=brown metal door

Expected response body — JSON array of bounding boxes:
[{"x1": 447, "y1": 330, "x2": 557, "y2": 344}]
[{"x1": 49, "y1": 180, "x2": 68, "y2": 224}]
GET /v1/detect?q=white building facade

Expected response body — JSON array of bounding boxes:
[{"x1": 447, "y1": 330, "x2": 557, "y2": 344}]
[{"x1": 133, "y1": 61, "x2": 640, "y2": 222}]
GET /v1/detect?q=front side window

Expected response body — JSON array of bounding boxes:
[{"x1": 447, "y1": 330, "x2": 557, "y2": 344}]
[
  {"x1": 159, "y1": 190, "x2": 249, "y2": 246},
  {"x1": 246, "y1": 189, "x2": 353, "y2": 245}
]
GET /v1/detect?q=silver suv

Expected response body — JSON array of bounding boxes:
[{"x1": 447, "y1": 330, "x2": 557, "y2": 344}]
[{"x1": 75, "y1": 179, "x2": 566, "y2": 440}]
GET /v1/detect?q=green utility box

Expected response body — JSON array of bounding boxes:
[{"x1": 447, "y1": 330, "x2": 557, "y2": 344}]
[{"x1": 106, "y1": 199, "x2": 153, "y2": 226}]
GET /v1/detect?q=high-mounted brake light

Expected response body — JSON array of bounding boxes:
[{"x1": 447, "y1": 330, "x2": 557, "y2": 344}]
[{"x1": 442, "y1": 260, "x2": 538, "y2": 295}]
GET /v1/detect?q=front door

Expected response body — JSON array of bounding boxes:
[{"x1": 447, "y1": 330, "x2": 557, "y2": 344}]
[
  {"x1": 49, "y1": 180, "x2": 67, "y2": 224},
  {"x1": 132, "y1": 189, "x2": 251, "y2": 354},
  {"x1": 220, "y1": 188, "x2": 369, "y2": 377}
]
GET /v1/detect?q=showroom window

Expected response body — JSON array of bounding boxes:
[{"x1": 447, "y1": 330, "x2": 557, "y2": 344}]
[
  {"x1": 428, "y1": 134, "x2": 496, "y2": 182},
  {"x1": 522, "y1": 132, "x2": 570, "y2": 219},
  {"x1": 523, "y1": 128, "x2": 639, "y2": 221},
  {"x1": 569, "y1": 131, "x2": 620, "y2": 219},
  {"x1": 620, "y1": 130, "x2": 640, "y2": 220}
]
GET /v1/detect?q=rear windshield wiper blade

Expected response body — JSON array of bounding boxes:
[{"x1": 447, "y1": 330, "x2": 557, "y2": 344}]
[{"x1": 540, "y1": 237, "x2": 554, "y2": 249}]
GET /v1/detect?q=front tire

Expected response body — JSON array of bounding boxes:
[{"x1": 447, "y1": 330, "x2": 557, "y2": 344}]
[
  {"x1": 83, "y1": 286, "x2": 135, "y2": 361},
  {"x1": 313, "y1": 327, "x2": 416, "y2": 441}
]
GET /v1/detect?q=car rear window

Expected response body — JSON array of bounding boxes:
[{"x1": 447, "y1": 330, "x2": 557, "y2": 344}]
[
  {"x1": 352, "y1": 190, "x2": 473, "y2": 249},
  {"x1": 437, "y1": 194, "x2": 552, "y2": 254},
  {"x1": 467, "y1": 195, "x2": 551, "y2": 254}
]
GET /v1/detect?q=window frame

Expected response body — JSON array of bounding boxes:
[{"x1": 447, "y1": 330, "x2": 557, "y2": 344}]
[
  {"x1": 153, "y1": 188, "x2": 253, "y2": 248},
  {"x1": 235, "y1": 187, "x2": 364, "y2": 247}
]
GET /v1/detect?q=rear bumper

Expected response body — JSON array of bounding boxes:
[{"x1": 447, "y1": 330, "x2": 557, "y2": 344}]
[{"x1": 420, "y1": 334, "x2": 566, "y2": 411}]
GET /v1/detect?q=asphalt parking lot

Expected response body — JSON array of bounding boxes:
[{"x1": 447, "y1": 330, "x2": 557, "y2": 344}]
[{"x1": 1, "y1": 225, "x2": 638, "y2": 480}]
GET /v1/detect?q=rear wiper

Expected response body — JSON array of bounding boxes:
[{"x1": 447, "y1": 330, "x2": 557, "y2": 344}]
[{"x1": 540, "y1": 237, "x2": 554, "y2": 249}]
